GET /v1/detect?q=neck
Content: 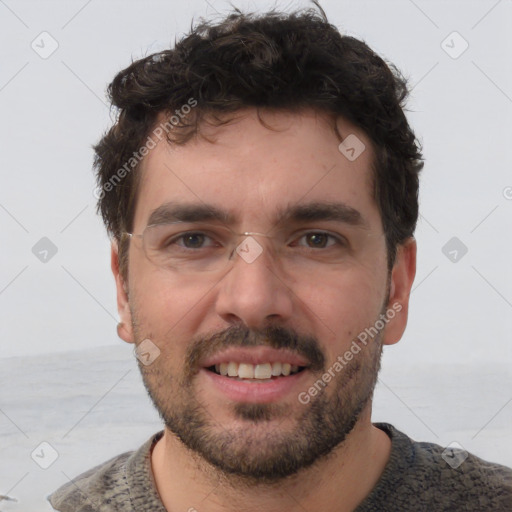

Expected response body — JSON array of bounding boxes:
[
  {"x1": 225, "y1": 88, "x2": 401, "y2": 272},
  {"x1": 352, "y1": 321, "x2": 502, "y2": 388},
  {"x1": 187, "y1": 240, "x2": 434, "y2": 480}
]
[{"x1": 151, "y1": 406, "x2": 391, "y2": 512}]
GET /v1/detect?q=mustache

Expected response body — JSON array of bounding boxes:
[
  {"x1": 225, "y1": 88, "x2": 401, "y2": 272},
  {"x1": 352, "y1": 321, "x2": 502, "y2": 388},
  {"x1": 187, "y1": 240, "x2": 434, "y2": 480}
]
[{"x1": 185, "y1": 324, "x2": 325, "y2": 376}]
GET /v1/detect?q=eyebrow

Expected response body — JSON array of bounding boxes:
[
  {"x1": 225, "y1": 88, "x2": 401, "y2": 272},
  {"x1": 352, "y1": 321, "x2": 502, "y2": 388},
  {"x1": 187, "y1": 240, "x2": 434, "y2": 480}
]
[
  {"x1": 147, "y1": 203, "x2": 235, "y2": 226},
  {"x1": 146, "y1": 201, "x2": 369, "y2": 230},
  {"x1": 277, "y1": 201, "x2": 368, "y2": 229}
]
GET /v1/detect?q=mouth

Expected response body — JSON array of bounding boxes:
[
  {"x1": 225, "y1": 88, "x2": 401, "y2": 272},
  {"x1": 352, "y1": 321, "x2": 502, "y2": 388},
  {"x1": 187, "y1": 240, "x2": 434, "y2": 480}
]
[
  {"x1": 206, "y1": 362, "x2": 306, "y2": 381},
  {"x1": 199, "y1": 347, "x2": 311, "y2": 403}
]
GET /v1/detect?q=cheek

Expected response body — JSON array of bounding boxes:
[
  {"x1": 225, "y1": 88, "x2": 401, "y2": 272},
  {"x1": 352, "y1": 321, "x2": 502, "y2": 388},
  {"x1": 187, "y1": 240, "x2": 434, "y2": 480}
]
[
  {"x1": 130, "y1": 270, "x2": 213, "y2": 344},
  {"x1": 293, "y1": 264, "x2": 387, "y2": 352}
]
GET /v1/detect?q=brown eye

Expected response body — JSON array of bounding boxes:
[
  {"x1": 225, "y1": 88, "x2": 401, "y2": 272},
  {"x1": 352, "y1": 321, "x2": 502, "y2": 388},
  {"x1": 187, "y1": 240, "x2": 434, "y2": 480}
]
[
  {"x1": 296, "y1": 232, "x2": 341, "y2": 249},
  {"x1": 305, "y1": 233, "x2": 330, "y2": 248},
  {"x1": 181, "y1": 233, "x2": 207, "y2": 249}
]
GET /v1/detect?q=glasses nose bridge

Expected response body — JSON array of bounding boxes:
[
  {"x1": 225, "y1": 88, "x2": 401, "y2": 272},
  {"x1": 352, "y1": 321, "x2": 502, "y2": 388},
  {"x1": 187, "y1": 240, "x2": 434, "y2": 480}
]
[
  {"x1": 227, "y1": 230, "x2": 278, "y2": 263},
  {"x1": 242, "y1": 230, "x2": 272, "y2": 238}
]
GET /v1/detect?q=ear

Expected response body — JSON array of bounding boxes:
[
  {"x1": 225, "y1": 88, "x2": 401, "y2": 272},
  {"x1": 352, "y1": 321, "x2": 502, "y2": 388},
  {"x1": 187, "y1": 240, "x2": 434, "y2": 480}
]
[
  {"x1": 382, "y1": 237, "x2": 417, "y2": 346},
  {"x1": 111, "y1": 240, "x2": 135, "y2": 344}
]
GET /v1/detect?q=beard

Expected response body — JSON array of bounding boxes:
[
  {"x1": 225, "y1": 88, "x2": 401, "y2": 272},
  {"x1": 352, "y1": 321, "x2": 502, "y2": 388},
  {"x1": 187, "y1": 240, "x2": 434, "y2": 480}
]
[{"x1": 134, "y1": 309, "x2": 385, "y2": 484}]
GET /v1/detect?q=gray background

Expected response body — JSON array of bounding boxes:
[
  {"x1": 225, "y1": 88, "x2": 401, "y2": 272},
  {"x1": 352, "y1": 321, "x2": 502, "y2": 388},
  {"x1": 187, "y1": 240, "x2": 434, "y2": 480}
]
[
  {"x1": 1, "y1": 0, "x2": 511, "y2": 363},
  {"x1": 0, "y1": 0, "x2": 511, "y2": 509}
]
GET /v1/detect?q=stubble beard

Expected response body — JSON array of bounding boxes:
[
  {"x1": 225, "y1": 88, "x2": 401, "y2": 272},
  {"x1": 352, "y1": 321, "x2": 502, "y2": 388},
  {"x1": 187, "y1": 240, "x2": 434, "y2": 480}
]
[{"x1": 135, "y1": 314, "x2": 385, "y2": 484}]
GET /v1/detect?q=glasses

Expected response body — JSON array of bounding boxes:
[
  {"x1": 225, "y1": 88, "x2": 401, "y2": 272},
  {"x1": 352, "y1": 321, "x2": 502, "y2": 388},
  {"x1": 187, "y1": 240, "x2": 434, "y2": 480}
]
[{"x1": 123, "y1": 222, "x2": 358, "y2": 274}]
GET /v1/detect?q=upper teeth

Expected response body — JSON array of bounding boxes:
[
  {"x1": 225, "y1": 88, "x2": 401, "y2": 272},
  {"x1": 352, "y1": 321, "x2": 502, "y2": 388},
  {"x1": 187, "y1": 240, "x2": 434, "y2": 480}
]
[{"x1": 214, "y1": 362, "x2": 300, "y2": 379}]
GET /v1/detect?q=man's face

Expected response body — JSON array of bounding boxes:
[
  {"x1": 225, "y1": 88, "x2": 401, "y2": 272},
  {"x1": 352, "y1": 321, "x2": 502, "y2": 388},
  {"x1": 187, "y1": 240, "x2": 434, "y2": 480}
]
[{"x1": 113, "y1": 109, "x2": 413, "y2": 481}]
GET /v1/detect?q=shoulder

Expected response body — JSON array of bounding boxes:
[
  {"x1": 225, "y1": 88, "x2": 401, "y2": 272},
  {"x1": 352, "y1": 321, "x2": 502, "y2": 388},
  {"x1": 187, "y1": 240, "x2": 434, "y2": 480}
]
[
  {"x1": 47, "y1": 451, "x2": 133, "y2": 512},
  {"x1": 48, "y1": 431, "x2": 164, "y2": 512},
  {"x1": 369, "y1": 423, "x2": 512, "y2": 511},
  {"x1": 414, "y1": 437, "x2": 512, "y2": 508}
]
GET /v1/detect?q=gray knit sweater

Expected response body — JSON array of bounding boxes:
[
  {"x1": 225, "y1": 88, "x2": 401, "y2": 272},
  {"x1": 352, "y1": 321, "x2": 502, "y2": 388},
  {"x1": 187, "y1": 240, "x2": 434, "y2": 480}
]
[{"x1": 48, "y1": 423, "x2": 512, "y2": 511}]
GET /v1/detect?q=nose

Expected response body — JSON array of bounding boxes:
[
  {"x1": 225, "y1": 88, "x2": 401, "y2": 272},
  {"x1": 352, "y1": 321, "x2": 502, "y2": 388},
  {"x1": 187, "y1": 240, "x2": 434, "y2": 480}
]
[{"x1": 214, "y1": 236, "x2": 294, "y2": 329}]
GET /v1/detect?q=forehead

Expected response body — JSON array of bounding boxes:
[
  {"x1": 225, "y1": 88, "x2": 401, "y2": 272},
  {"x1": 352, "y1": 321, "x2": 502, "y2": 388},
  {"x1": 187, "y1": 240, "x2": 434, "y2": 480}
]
[{"x1": 133, "y1": 109, "x2": 380, "y2": 231}]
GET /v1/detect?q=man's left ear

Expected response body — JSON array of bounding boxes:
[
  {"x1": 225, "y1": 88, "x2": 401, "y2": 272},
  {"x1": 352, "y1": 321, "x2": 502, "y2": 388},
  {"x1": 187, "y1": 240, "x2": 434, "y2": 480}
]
[{"x1": 382, "y1": 237, "x2": 417, "y2": 346}]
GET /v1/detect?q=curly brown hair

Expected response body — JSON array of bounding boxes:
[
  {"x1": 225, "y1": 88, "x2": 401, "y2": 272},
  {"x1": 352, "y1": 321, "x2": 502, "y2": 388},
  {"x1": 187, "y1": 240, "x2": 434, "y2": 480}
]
[{"x1": 94, "y1": 5, "x2": 423, "y2": 280}]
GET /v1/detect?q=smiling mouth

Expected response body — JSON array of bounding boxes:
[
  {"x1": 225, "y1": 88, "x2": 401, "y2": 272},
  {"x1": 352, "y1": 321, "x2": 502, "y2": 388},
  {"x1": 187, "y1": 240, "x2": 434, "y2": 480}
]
[{"x1": 206, "y1": 362, "x2": 306, "y2": 381}]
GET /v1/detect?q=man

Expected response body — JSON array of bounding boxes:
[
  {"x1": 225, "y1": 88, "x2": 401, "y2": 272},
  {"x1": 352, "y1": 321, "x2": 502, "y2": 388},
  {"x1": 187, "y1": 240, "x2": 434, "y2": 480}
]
[{"x1": 49, "y1": 5, "x2": 512, "y2": 511}]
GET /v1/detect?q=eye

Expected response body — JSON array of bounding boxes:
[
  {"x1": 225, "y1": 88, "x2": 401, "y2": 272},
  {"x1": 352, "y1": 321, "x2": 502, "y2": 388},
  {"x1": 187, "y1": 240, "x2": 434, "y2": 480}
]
[
  {"x1": 171, "y1": 232, "x2": 218, "y2": 249},
  {"x1": 295, "y1": 232, "x2": 344, "y2": 249}
]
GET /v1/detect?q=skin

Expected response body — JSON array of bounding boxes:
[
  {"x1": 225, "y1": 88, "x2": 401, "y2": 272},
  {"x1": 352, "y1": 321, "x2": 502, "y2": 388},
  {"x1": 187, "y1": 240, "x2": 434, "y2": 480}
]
[{"x1": 112, "y1": 108, "x2": 416, "y2": 511}]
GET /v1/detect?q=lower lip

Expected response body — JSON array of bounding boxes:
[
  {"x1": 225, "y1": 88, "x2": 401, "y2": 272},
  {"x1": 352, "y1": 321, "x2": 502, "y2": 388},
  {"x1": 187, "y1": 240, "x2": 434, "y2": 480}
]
[{"x1": 200, "y1": 368, "x2": 309, "y2": 403}]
